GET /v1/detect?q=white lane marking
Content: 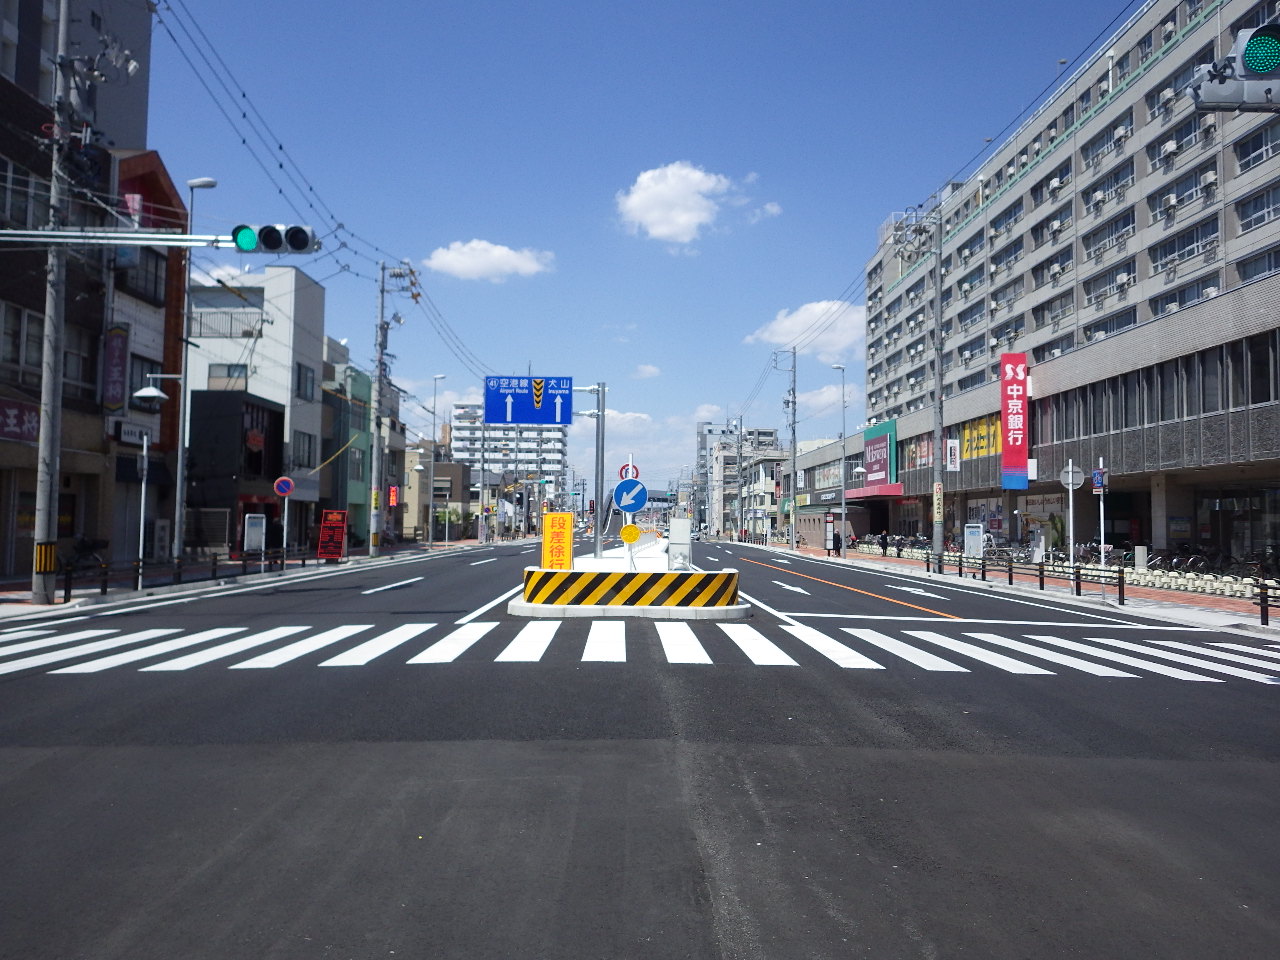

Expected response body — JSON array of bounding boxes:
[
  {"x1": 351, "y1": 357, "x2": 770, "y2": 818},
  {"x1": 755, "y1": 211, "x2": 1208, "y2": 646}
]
[
  {"x1": 141, "y1": 626, "x2": 309, "y2": 671},
  {"x1": 0, "y1": 628, "x2": 117, "y2": 658},
  {"x1": 771, "y1": 580, "x2": 810, "y2": 595},
  {"x1": 361, "y1": 577, "x2": 424, "y2": 595},
  {"x1": 1023, "y1": 635, "x2": 1222, "y2": 682},
  {"x1": 0, "y1": 629, "x2": 174, "y2": 676},
  {"x1": 737, "y1": 592, "x2": 803, "y2": 629},
  {"x1": 903, "y1": 630, "x2": 1055, "y2": 675},
  {"x1": 456, "y1": 584, "x2": 524, "y2": 624},
  {"x1": 772, "y1": 558, "x2": 792, "y2": 565},
  {"x1": 961, "y1": 633, "x2": 1138, "y2": 677},
  {"x1": 470, "y1": 558, "x2": 497, "y2": 566},
  {"x1": 495, "y1": 621, "x2": 560, "y2": 662},
  {"x1": 718, "y1": 623, "x2": 798, "y2": 666},
  {"x1": 232, "y1": 624, "x2": 375, "y2": 668},
  {"x1": 50, "y1": 628, "x2": 247, "y2": 673},
  {"x1": 582, "y1": 621, "x2": 626, "y2": 662},
  {"x1": 842, "y1": 628, "x2": 969, "y2": 671},
  {"x1": 520, "y1": 549, "x2": 535, "y2": 554},
  {"x1": 407, "y1": 622, "x2": 497, "y2": 663},
  {"x1": 884, "y1": 585, "x2": 947, "y2": 599},
  {"x1": 1079, "y1": 635, "x2": 1279, "y2": 684},
  {"x1": 782, "y1": 625, "x2": 884, "y2": 668},
  {"x1": 319, "y1": 624, "x2": 436, "y2": 666},
  {"x1": 655, "y1": 622, "x2": 713, "y2": 664}
]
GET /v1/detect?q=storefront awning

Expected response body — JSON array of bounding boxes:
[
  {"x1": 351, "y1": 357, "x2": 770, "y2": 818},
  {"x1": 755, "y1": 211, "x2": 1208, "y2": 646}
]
[{"x1": 849, "y1": 483, "x2": 905, "y2": 500}]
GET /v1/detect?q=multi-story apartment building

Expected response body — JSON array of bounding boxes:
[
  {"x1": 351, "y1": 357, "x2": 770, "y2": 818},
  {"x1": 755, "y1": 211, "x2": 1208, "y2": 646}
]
[
  {"x1": 450, "y1": 401, "x2": 567, "y2": 492},
  {"x1": 1, "y1": 1, "x2": 161, "y2": 578},
  {"x1": 320, "y1": 337, "x2": 373, "y2": 548},
  {"x1": 844, "y1": 0, "x2": 1280, "y2": 556},
  {"x1": 697, "y1": 423, "x2": 782, "y2": 537},
  {"x1": 186, "y1": 267, "x2": 326, "y2": 549}
]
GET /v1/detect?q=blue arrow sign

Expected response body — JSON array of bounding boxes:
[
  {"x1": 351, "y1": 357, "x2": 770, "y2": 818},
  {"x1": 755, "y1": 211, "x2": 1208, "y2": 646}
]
[
  {"x1": 483, "y1": 376, "x2": 573, "y2": 424},
  {"x1": 613, "y1": 478, "x2": 648, "y2": 513}
]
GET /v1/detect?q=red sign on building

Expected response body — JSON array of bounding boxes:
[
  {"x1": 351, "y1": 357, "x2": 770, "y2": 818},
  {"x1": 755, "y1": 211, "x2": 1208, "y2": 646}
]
[{"x1": 999, "y1": 352, "x2": 1029, "y2": 490}]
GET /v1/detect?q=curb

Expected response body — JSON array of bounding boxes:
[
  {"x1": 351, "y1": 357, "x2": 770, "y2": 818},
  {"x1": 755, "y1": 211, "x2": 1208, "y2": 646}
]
[{"x1": 506, "y1": 600, "x2": 751, "y2": 620}]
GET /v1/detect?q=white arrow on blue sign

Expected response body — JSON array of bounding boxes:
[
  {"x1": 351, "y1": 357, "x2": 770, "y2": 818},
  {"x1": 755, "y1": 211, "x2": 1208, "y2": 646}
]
[
  {"x1": 483, "y1": 376, "x2": 573, "y2": 424},
  {"x1": 613, "y1": 478, "x2": 648, "y2": 513}
]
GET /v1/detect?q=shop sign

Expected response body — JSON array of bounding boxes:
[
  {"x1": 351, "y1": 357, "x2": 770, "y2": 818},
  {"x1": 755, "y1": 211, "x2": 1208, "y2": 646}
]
[{"x1": 999, "y1": 352, "x2": 1029, "y2": 489}]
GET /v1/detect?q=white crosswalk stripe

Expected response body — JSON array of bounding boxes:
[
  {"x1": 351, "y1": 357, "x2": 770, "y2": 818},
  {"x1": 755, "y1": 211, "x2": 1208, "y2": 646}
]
[
  {"x1": 495, "y1": 621, "x2": 559, "y2": 662},
  {"x1": 902, "y1": 631, "x2": 1056, "y2": 674},
  {"x1": 4, "y1": 618, "x2": 1278, "y2": 684},
  {"x1": 406, "y1": 622, "x2": 496, "y2": 663},
  {"x1": 842, "y1": 628, "x2": 969, "y2": 671},
  {"x1": 319, "y1": 624, "x2": 436, "y2": 666},
  {"x1": 582, "y1": 621, "x2": 626, "y2": 662},
  {"x1": 655, "y1": 622, "x2": 712, "y2": 664},
  {"x1": 140, "y1": 626, "x2": 309, "y2": 671},
  {"x1": 0, "y1": 629, "x2": 173, "y2": 675}
]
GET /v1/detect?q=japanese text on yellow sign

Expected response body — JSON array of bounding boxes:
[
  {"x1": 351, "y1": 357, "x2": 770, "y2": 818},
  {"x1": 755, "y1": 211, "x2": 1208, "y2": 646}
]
[{"x1": 541, "y1": 512, "x2": 575, "y2": 570}]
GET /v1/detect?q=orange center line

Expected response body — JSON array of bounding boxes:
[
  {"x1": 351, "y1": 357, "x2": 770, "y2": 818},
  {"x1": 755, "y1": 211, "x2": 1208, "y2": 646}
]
[{"x1": 740, "y1": 558, "x2": 961, "y2": 619}]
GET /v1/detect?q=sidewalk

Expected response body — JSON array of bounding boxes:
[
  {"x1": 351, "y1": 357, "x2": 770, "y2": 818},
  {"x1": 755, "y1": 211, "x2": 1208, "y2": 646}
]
[{"x1": 760, "y1": 540, "x2": 1278, "y2": 638}]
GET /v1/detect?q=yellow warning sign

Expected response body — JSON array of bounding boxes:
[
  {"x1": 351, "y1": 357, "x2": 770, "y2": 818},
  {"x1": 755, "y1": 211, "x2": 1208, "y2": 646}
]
[
  {"x1": 532, "y1": 378, "x2": 544, "y2": 408},
  {"x1": 541, "y1": 512, "x2": 574, "y2": 570},
  {"x1": 620, "y1": 523, "x2": 640, "y2": 544}
]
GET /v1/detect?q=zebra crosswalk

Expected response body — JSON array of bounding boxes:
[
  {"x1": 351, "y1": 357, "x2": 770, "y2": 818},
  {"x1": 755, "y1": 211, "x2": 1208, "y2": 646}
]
[{"x1": 1, "y1": 618, "x2": 1278, "y2": 684}]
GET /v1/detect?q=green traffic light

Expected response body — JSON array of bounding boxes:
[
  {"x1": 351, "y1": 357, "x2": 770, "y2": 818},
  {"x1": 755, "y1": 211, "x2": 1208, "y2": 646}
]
[
  {"x1": 1243, "y1": 27, "x2": 1280, "y2": 74},
  {"x1": 231, "y1": 225, "x2": 258, "y2": 253}
]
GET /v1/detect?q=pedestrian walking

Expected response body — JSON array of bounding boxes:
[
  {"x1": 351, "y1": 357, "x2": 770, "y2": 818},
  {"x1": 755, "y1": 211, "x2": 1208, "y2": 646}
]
[
  {"x1": 833, "y1": 531, "x2": 843, "y2": 557},
  {"x1": 879, "y1": 530, "x2": 889, "y2": 556}
]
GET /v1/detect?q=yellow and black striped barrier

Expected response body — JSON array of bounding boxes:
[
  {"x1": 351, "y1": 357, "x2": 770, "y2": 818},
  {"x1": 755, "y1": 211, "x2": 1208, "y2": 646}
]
[{"x1": 520, "y1": 567, "x2": 739, "y2": 609}]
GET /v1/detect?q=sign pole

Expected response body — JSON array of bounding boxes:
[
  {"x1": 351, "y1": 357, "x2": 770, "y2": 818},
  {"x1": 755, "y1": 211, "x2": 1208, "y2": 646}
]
[
  {"x1": 1098, "y1": 456, "x2": 1107, "y2": 601},
  {"x1": 1068, "y1": 457, "x2": 1075, "y2": 565}
]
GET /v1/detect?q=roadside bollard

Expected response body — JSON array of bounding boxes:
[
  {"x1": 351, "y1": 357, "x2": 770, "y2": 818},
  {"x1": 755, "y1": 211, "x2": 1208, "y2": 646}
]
[
  {"x1": 1074, "y1": 565, "x2": 1083, "y2": 597},
  {"x1": 1037, "y1": 562, "x2": 1045, "y2": 591},
  {"x1": 1117, "y1": 566, "x2": 1125, "y2": 605},
  {"x1": 980, "y1": 556, "x2": 987, "y2": 582},
  {"x1": 1258, "y1": 580, "x2": 1270, "y2": 626},
  {"x1": 99, "y1": 562, "x2": 109, "y2": 596},
  {"x1": 211, "y1": 553, "x2": 219, "y2": 581},
  {"x1": 957, "y1": 555, "x2": 964, "y2": 578},
  {"x1": 63, "y1": 566, "x2": 72, "y2": 604},
  {"x1": 173, "y1": 556, "x2": 183, "y2": 585}
]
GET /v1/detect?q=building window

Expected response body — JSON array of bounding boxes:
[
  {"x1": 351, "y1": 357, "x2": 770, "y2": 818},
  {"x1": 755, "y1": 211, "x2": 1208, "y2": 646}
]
[
  {"x1": 1149, "y1": 216, "x2": 1219, "y2": 272},
  {"x1": 1237, "y1": 182, "x2": 1280, "y2": 233},
  {"x1": 128, "y1": 354, "x2": 163, "y2": 409},
  {"x1": 1202, "y1": 346, "x2": 1223, "y2": 413},
  {"x1": 1238, "y1": 244, "x2": 1280, "y2": 282},
  {"x1": 1083, "y1": 210, "x2": 1136, "y2": 260},
  {"x1": 62, "y1": 325, "x2": 96, "y2": 399},
  {"x1": 294, "y1": 362, "x2": 315, "y2": 401},
  {"x1": 291, "y1": 430, "x2": 316, "y2": 469},
  {"x1": 1236, "y1": 117, "x2": 1280, "y2": 173},
  {"x1": 116, "y1": 247, "x2": 168, "y2": 306},
  {"x1": 209, "y1": 362, "x2": 248, "y2": 379},
  {"x1": 1, "y1": 301, "x2": 41, "y2": 387}
]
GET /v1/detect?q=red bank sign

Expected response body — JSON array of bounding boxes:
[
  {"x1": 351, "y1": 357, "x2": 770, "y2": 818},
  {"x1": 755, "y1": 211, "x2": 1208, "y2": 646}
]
[{"x1": 1000, "y1": 352, "x2": 1029, "y2": 490}]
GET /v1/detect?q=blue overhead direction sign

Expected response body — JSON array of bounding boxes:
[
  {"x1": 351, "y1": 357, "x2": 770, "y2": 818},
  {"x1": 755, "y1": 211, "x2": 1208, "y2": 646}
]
[
  {"x1": 613, "y1": 478, "x2": 648, "y2": 514},
  {"x1": 484, "y1": 376, "x2": 573, "y2": 424}
]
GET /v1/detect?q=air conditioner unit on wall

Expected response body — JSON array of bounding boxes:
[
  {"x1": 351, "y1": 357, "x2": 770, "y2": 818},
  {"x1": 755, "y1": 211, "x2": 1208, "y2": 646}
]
[
  {"x1": 1049, "y1": 177, "x2": 1062, "y2": 192},
  {"x1": 1049, "y1": 263, "x2": 1062, "y2": 276},
  {"x1": 1160, "y1": 87, "x2": 1176, "y2": 104},
  {"x1": 1161, "y1": 140, "x2": 1180, "y2": 158},
  {"x1": 1092, "y1": 191, "x2": 1106, "y2": 205},
  {"x1": 1201, "y1": 171, "x2": 1218, "y2": 190}
]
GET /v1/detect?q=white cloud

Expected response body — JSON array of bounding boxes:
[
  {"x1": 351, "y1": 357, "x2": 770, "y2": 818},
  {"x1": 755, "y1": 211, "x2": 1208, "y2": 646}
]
[
  {"x1": 615, "y1": 161, "x2": 732, "y2": 243},
  {"x1": 743, "y1": 300, "x2": 866, "y2": 365},
  {"x1": 747, "y1": 201, "x2": 782, "y2": 224},
  {"x1": 422, "y1": 239, "x2": 554, "y2": 282},
  {"x1": 632, "y1": 364, "x2": 661, "y2": 379}
]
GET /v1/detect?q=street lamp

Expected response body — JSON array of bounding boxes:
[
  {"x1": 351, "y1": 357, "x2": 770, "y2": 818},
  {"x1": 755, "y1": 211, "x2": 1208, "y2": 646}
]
[
  {"x1": 174, "y1": 176, "x2": 217, "y2": 561},
  {"x1": 427, "y1": 374, "x2": 445, "y2": 549},
  {"x1": 832, "y1": 363, "x2": 848, "y2": 560},
  {"x1": 130, "y1": 380, "x2": 169, "y2": 589}
]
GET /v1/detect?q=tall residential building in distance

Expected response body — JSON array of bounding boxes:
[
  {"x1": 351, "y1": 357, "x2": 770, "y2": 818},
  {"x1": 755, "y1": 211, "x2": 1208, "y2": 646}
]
[
  {"x1": 847, "y1": 0, "x2": 1280, "y2": 556},
  {"x1": 450, "y1": 403, "x2": 568, "y2": 480}
]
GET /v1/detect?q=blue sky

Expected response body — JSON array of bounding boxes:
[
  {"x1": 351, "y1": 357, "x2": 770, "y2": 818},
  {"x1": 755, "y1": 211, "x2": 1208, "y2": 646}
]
[{"x1": 146, "y1": 0, "x2": 1148, "y2": 489}]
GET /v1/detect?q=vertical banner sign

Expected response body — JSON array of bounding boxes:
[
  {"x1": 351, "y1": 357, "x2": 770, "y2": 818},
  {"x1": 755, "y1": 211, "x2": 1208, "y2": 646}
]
[
  {"x1": 933, "y1": 481, "x2": 944, "y2": 524},
  {"x1": 999, "y1": 353, "x2": 1030, "y2": 490},
  {"x1": 945, "y1": 438, "x2": 961, "y2": 472},
  {"x1": 541, "y1": 512, "x2": 575, "y2": 570},
  {"x1": 317, "y1": 509, "x2": 348, "y2": 560},
  {"x1": 101, "y1": 324, "x2": 130, "y2": 412},
  {"x1": 865, "y1": 434, "x2": 890, "y2": 486}
]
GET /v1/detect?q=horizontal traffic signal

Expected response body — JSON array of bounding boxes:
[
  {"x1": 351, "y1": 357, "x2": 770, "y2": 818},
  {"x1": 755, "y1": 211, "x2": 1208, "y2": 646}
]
[
  {"x1": 229, "y1": 224, "x2": 321, "y2": 254},
  {"x1": 1241, "y1": 24, "x2": 1280, "y2": 77}
]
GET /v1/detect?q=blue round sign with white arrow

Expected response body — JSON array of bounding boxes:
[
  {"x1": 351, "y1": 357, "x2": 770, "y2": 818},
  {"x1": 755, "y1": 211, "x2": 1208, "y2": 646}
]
[{"x1": 613, "y1": 478, "x2": 648, "y2": 513}]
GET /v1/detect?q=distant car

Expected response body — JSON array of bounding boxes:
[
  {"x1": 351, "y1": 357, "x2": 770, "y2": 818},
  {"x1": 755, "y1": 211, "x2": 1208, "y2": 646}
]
[{"x1": 690, "y1": 530, "x2": 702, "y2": 541}]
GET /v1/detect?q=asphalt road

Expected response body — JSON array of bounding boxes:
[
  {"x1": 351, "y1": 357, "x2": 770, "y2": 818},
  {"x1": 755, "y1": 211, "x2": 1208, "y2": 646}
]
[{"x1": 2, "y1": 538, "x2": 1278, "y2": 959}]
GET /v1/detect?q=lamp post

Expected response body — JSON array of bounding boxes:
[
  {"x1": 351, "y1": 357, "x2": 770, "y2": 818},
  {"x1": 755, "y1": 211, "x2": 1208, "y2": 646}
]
[
  {"x1": 175, "y1": 177, "x2": 217, "y2": 561},
  {"x1": 832, "y1": 363, "x2": 848, "y2": 559},
  {"x1": 132, "y1": 374, "x2": 181, "y2": 586},
  {"x1": 427, "y1": 374, "x2": 445, "y2": 549}
]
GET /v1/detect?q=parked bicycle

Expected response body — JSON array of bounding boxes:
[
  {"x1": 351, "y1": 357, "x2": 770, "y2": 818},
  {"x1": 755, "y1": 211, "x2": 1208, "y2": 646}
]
[{"x1": 61, "y1": 535, "x2": 108, "y2": 573}]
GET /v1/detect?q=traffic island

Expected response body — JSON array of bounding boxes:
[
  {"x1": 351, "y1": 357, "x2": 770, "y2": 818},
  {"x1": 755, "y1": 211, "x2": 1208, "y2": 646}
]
[{"x1": 507, "y1": 566, "x2": 749, "y2": 620}]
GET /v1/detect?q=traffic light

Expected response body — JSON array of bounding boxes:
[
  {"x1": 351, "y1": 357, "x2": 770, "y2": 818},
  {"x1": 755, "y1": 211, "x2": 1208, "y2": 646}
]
[
  {"x1": 229, "y1": 224, "x2": 321, "y2": 254},
  {"x1": 1188, "y1": 23, "x2": 1280, "y2": 112},
  {"x1": 588, "y1": 499, "x2": 596, "y2": 515}
]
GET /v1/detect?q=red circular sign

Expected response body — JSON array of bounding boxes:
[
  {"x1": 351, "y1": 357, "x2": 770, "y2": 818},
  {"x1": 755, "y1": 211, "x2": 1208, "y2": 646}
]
[
  {"x1": 619, "y1": 464, "x2": 640, "y2": 480},
  {"x1": 273, "y1": 476, "x2": 295, "y2": 497},
  {"x1": 244, "y1": 428, "x2": 265, "y2": 453}
]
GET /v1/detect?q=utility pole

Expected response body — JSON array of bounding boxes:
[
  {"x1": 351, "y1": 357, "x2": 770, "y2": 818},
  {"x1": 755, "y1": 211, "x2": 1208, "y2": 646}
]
[
  {"x1": 370, "y1": 262, "x2": 388, "y2": 557},
  {"x1": 31, "y1": 0, "x2": 72, "y2": 604},
  {"x1": 778, "y1": 348, "x2": 798, "y2": 552}
]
